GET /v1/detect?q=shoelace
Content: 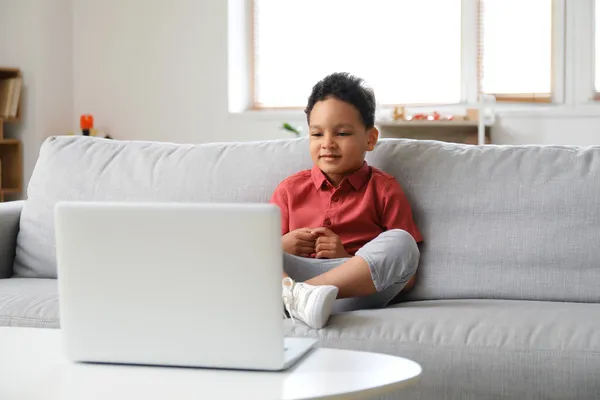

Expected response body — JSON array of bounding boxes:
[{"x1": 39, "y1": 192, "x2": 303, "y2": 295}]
[{"x1": 282, "y1": 277, "x2": 296, "y2": 324}]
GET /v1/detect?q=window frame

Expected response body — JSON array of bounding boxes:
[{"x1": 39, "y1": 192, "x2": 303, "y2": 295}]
[
  {"x1": 563, "y1": 0, "x2": 596, "y2": 104},
  {"x1": 592, "y1": 0, "x2": 600, "y2": 100},
  {"x1": 475, "y1": 0, "x2": 564, "y2": 104},
  {"x1": 251, "y1": 0, "x2": 471, "y2": 110},
  {"x1": 244, "y1": 0, "x2": 571, "y2": 111}
]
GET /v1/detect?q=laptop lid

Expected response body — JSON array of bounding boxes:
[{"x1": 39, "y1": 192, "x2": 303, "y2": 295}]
[{"x1": 55, "y1": 201, "x2": 285, "y2": 370}]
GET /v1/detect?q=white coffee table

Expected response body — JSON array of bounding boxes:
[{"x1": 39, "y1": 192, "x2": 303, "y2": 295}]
[{"x1": 0, "y1": 327, "x2": 421, "y2": 400}]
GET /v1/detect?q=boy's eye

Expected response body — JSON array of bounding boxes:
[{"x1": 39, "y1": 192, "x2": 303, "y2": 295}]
[
  {"x1": 311, "y1": 133, "x2": 323, "y2": 137},
  {"x1": 338, "y1": 132, "x2": 352, "y2": 136}
]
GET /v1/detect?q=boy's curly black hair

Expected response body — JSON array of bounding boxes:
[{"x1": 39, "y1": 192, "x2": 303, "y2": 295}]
[{"x1": 304, "y1": 72, "x2": 376, "y2": 129}]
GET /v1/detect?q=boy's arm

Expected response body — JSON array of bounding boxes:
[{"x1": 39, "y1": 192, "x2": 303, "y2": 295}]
[
  {"x1": 380, "y1": 178, "x2": 423, "y2": 243},
  {"x1": 269, "y1": 185, "x2": 290, "y2": 236},
  {"x1": 270, "y1": 186, "x2": 317, "y2": 257}
]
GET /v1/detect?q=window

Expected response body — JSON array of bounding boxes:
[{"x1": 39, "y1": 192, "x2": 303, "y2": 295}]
[
  {"x1": 253, "y1": 0, "x2": 462, "y2": 108},
  {"x1": 479, "y1": 0, "x2": 553, "y2": 102},
  {"x1": 252, "y1": 0, "x2": 557, "y2": 109}
]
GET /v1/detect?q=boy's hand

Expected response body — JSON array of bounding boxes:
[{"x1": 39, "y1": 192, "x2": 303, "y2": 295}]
[
  {"x1": 282, "y1": 228, "x2": 317, "y2": 258},
  {"x1": 312, "y1": 227, "x2": 350, "y2": 259}
]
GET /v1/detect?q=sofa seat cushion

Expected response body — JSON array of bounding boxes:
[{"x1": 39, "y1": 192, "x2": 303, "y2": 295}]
[
  {"x1": 288, "y1": 299, "x2": 600, "y2": 353},
  {"x1": 285, "y1": 299, "x2": 600, "y2": 399},
  {"x1": 0, "y1": 278, "x2": 59, "y2": 328}
]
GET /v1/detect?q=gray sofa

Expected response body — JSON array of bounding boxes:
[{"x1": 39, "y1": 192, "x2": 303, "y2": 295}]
[{"x1": 1, "y1": 135, "x2": 599, "y2": 399}]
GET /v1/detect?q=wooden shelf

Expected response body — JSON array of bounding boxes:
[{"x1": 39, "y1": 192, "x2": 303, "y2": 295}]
[
  {"x1": 0, "y1": 67, "x2": 20, "y2": 79},
  {"x1": 0, "y1": 68, "x2": 23, "y2": 202},
  {"x1": 0, "y1": 139, "x2": 22, "y2": 197},
  {"x1": 378, "y1": 118, "x2": 492, "y2": 145},
  {"x1": 0, "y1": 117, "x2": 20, "y2": 124},
  {"x1": 0, "y1": 187, "x2": 20, "y2": 202},
  {"x1": 0, "y1": 138, "x2": 20, "y2": 144},
  {"x1": 0, "y1": 67, "x2": 23, "y2": 127},
  {"x1": 377, "y1": 120, "x2": 491, "y2": 128}
]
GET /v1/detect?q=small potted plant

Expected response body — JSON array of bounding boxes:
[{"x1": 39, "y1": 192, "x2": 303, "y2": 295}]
[{"x1": 281, "y1": 122, "x2": 301, "y2": 137}]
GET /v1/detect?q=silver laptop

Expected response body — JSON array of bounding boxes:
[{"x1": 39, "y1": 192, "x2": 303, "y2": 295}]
[{"x1": 55, "y1": 201, "x2": 317, "y2": 371}]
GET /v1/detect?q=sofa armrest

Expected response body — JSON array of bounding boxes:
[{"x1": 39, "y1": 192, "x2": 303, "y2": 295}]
[{"x1": 0, "y1": 201, "x2": 23, "y2": 279}]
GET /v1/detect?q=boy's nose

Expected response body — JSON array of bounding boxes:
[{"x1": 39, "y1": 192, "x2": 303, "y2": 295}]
[{"x1": 323, "y1": 134, "x2": 336, "y2": 148}]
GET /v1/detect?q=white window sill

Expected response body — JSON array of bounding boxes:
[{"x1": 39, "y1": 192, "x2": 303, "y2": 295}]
[
  {"x1": 229, "y1": 102, "x2": 600, "y2": 124},
  {"x1": 228, "y1": 109, "x2": 306, "y2": 121}
]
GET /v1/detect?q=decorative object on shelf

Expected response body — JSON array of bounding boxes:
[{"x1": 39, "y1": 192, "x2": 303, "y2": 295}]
[
  {"x1": 66, "y1": 114, "x2": 113, "y2": 139},
  {"x1": 389, "y1": 106, "x2": 492, "y2": 124},
  {"x1": 466, "y1": 108, "x2": 479, "y2": 122},
  {"x1": 281, "y1": 122, "x2": 301, "y2": 137},
  {"x1": 0, "y1": 72, "x2": 22, "y2": 120},
  {"x1": 382, "y1": 95, "x2": 496, "y2": 146},
  {"x1": 391, "y1": 106, "x2": 479, "y2": 123},
  {"x1": 80, "y1": 114, "x2": 94, "y2": 136},
  {"x1": 392, "y1": 106, "x2": 406, "y2": 121},
  {"x1": 409, "y1": 111, "x2": 455, "y2": 121}
]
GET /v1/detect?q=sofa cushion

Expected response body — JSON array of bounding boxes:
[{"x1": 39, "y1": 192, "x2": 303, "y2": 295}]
[
  {"x1": 285, "y1": 299, "x2": 600, "y2": 399},
  {"x1": 13, "y1": 136, "x2": 600, "y2": 304},
  {"x1": 366, "y1": 141, "x2": 600, "y2": 303},
  {"x1": 0, "y1": 278, "x2": 59, "y2": 328},
  {"x1": 14, "y1": 136, "x2": 312, "y2": 278},
  {"x1": 0, "y1": 201, "x2": 22, "y2": 279}
]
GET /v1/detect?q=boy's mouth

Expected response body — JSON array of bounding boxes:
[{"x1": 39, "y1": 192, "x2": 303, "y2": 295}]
[{"x1": 319, "y1": 154, "x2": 341, "y2": 160}]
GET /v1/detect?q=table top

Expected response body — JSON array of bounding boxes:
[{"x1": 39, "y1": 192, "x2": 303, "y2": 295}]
[{"x1": 0, "y1": 327, "x2": 421, "y2": 400}]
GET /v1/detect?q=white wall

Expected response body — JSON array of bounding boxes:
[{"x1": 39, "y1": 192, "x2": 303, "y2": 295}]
[
  {"x1": 72, "y1": 0, "x2": 294, "y2": 144},
  {"x1": 4, "y1": 0, "x2": 600, "y2": 189},
  {"x1": 72, "y1": 0, "x2": 600, "y2": 146},
  {"x1": 0, "y1": 0, "x2": 73, "y2": 192},
  {"x1": 494, "y1": 112, "x2": 600, "y2": 146}
]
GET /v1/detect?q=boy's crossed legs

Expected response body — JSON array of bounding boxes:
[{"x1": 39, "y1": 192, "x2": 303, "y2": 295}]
[{"x1": 282, "y1": 229, "x2": 420, "y2": 329}]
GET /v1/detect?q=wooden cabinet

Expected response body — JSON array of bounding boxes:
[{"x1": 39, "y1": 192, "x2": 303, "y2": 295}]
[
  {"x1": 0, "y1": 139, "x2": 22, "y2": 202},
  {"x1": 0, "y1": 67, "x2": 23, "y2": 202},
  {"x1": 378, "y1": 120, "x2": 492, "y2": 145}
]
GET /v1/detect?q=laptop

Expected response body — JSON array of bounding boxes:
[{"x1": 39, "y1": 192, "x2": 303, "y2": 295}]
[{"x1": 55, "y1": 201, "x2": 317, "y2": 371}]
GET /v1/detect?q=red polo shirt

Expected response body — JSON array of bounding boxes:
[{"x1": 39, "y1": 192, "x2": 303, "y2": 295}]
[{"x1": 270, "y1": 162, "x2": 423, "y2": 256}]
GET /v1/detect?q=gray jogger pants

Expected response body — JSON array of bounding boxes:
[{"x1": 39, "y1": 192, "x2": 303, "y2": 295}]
[{"x1": 283, "y1": 229, "x2": 420, "y2": 314}]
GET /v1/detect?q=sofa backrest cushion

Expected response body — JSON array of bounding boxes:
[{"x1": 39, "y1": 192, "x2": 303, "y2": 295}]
[
  {"x1": 13, "y1": 136, "x2": 600, "y2": 304},
  {"x1": 14, "y1": 136, "x2": 312, "y2": 278}
]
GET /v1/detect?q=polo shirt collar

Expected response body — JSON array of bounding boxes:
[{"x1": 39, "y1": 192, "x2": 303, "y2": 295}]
[{"x1": 311, "y1": 161, "x2": 370, "y2": 191}]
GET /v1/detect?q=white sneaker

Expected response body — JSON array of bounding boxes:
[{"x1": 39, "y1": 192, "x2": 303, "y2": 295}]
[{"x1": 282, "y1": 277, "x2": 338, "y2": 329}]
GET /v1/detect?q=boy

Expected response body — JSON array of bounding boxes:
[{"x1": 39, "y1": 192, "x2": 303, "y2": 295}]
[{"x1": 270, "y1": 72, "x2": 422, "y2": 329}]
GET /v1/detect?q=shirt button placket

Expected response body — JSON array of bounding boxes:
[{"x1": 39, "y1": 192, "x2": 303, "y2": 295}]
[{"x1": 326, "y1": 189, "x2": 340, "y2": 227}]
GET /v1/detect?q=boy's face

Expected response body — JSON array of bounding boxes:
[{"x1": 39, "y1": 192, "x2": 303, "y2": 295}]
[{"x1": 308, "y1": 97, "x2": 378, "y2": 185}]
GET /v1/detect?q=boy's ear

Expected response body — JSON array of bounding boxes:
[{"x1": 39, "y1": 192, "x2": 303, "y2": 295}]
[{"x1": 366, "y1": 127, "x2": 379, "y2": 151}]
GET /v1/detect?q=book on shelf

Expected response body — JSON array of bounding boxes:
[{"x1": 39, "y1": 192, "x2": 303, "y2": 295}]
[{"x1": 0, "y1": 76, "x2": 22, "y2": 119}]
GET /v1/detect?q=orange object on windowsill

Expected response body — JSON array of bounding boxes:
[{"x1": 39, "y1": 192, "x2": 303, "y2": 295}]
[{"x1": 80, "y1": 114, "x2": 94, "y2": 136}]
